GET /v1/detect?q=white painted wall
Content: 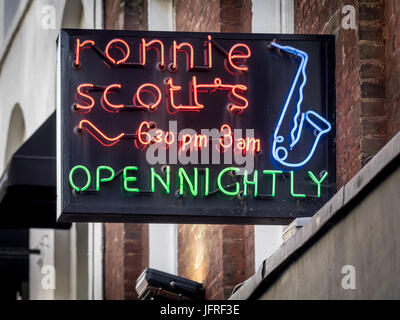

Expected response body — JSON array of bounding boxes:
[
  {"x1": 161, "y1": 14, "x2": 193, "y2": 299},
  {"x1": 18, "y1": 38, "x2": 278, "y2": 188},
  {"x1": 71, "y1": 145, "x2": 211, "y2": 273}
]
[
  {"x1": 0, "y1": 0, "x2": 101, "y2": 300},
  {"x1": 0, "y1": 1, "x2": 4, "y2": 47},
  {"x1": 148, "y1": 0, "x2": 175, "y2": 32},
  {"x1": 251, "y1": 0, "x2": 294, "y2": 269},
  {"x1": 252, "y1": 0, "x2": 294, "y2": 34},
  {"x1": 29, "y1": 229, "x2": 55, "y2": 300},
  {"x1": 4, "y1": 104, "x2": 25, "y2": 165},
  {"x1": 89, "y1": 222, "x2": 103, "y2": 299},
  {"x1": 147, "y1": 0, "x2": 178, "y2": 275}
]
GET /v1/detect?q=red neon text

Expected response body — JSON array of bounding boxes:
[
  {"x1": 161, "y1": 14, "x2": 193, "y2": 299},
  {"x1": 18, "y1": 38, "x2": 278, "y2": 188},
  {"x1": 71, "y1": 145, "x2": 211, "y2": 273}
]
[
  {"x1": 105, "y1": 38, "x2": 130, "y2": 65},
  {"x1": 75, "y1": 39, "x2": 95, "y2": 66},
  {"x1": 135, "y1": 123, "x2": 260, "y2": 154},
  {"x1": 135, "y1": 83, "x2": 162, "y2": 110},
  {"x1": 228, "y1": 43, "x2": 251, "y2": 72},
  {"x1": 193, "y1": 77, "x2": 248, "y2": 112},
  {"x1": 78, "y1": 120, "x2": 125, "y2": 147},
  {"x1": 166, "y1": 78, "x2": 204, "y2": 111},
  {"x1": 141, "y1": 39, "x2": 165, "y2": 68},
  {"x1": 76, "y1": 83, "x2": 95, "y2": 111},
  {"x1": 74, "y1": 36, "x2": 251, "y2": 72},
  {"x1": 103, "y1": 84, "x2": 124, "y2": 110}
]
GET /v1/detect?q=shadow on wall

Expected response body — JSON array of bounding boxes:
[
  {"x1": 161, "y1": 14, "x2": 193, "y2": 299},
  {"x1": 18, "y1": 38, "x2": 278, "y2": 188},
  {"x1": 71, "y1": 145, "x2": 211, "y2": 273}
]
[
  {"x1": 4, "y1": 104, "x2": 25, "y2": 166},
  {"x1": 62, "y1": 0, "x2": 83, "y2": 28}
]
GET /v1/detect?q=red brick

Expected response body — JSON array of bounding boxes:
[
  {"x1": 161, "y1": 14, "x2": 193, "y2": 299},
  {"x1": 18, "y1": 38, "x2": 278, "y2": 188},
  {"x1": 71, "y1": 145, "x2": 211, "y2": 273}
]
[
  {"x1": 359, "y1": 43, "x2": 385, "y2": 60},
  {"x1": 359, "y1": 3, "x2": 384, "y2": 21},
  {"x1": 361, "y1": 101, "x2": 386, "y2": 116},
  {"x1": 175, "y1": 0, "x2": 220, "y2": 32},
  {"x1": 360, "y1": 63, "x2": 385, "y2": 79},
  {"x1": 361, "y1": 118, "x2": 387, "y2": 137},
  {"x1": 386, "y1": 1, "x2": 400, "y2": 139},
  {"x1": 361, "y1": 137, "x2": 386, "y2": 154}
]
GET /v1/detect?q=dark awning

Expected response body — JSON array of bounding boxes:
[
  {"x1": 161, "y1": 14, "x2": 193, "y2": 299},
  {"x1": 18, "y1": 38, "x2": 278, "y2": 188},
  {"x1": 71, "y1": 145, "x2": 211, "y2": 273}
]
[{"x1": 0, "y1": 112, "x2": 70, "y2": 229}]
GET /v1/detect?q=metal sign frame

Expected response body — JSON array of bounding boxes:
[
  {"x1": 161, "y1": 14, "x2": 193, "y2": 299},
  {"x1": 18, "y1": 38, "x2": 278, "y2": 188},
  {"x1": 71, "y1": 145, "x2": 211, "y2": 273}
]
[{"x1": 57, "y1": 29, "x2": 335, "y2": 224}]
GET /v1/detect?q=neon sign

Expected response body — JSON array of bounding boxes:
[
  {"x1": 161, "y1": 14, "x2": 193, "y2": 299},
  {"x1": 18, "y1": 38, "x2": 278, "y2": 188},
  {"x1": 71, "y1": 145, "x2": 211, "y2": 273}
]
[
  {"x1": 58, "y1": 30, "x2": 335, "y2": 224},
  {"x1": 270, "y1": 42, "x2": 332, "y2": 168}
]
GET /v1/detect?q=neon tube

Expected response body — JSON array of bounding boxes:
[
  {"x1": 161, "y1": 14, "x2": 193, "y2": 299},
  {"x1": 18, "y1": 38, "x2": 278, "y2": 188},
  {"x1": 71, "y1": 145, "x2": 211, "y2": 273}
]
[
  {"x1": 105, "y1": 38, "x2": 130, "y2": 65},
  {"x1": 262, "y1": 170, "x2": 283, "y2": 197},
  {"x1": 103, "y1": 84, "x2": 124, "y2": 110},
  {"x1": 141, "y1": 39, "x2": 165, "y2": 68},
  {"x1": 123, "y1": 166, "x2": 139, "y2": 192},
  {"x1": 308, "y1": 171, "x2": 328, "y2": 198},
  {"x1": 217, "y1": 167, "x2": 240, "y2": 196},
  {"x1": 96, "y1": 166, "x2": 115, "y2": 191},
  {"x1": 75, "y1": 83, "x2": 95, "y2": 111},
  {"x1": 290, "y1": 171, "x2": 306, "y2": 198},
  {"x1": 172, "y1": 41, "x2": 194, "y2": 70},
  {"x1": 151, "y1": 166, "x2": 170, "y2": 194},
  {"x1": 271, "y1": 42, "x2": 332, "y2": 168},
  {"x1": 243, "y1": 170, "x2": 258, "y2": 197},
  {"x1": 78, "y1": 120, "x2": 125, "y2": 147},
  {"x1": 69, "y1": 165, "x2": 91, "y2": 192},
  {"x1": 228, "y1": 43, "x2": 251, "y2": 71},
  {"x1": 178, "y1": 168, "x2": 198, "y2": 196},
  {"x1": 135, "y1": 83, "x2": 162, "y2": 110},
  {"x1": 75, "y1": 39, "x2": 95, "y2": 66}
]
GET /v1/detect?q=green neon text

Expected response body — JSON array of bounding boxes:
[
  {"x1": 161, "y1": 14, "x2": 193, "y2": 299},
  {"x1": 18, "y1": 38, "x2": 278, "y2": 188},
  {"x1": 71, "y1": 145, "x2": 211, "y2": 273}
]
[
  {"x1": 96, "y1": 166, "x2": 115, "y2": 191},
  {"x1": 308, "y1": 171, "x2": 328, "y2": 198},
  {"x1": 151, "y1": 166, "x2": 170, "y2": 194},
  {"x1": 243, "y1": 170, "x2": 258, "y2": 197},
  {"x1": 69, "y1": 165, "x2": 91, "y2": 192},
  {"x1": 217, "y1": 167, "x2": 240, "y2": 196},
  {"x1": 204, "y1": 167, "x2": 209, "y2": 196},
  {"x1": 179, "y1": 168, "x2": 198, "y2": 196},
  {"x1": 68, "y1": 166, "x2": 329, "y2": 199},
  {"x1": 262, "y1": 170, "x2": 283, "y2": 197},
  {"x1": 290, "y1": 171, "x2": 306, "y2": 198},
  {"x1": 123, "y1": 166, "x2": 139, "y2": 192}
]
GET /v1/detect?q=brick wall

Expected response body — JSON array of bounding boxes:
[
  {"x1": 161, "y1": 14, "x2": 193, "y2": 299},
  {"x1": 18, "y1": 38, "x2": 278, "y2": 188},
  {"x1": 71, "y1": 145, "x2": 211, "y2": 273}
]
[
  {"x1": 104, "y1": 223, "x2": 149, "y2": 299},
  {"x1": 175, "y1": 0, "x2": 220, "y2": 32},
  {"x1": 175, "y1": 0, "x2": 254, "y2": 300},
  {"x1": 386, "y1": 0, "x2": 400, "y2": 139},
  {"x1": 104, "y1": 0, "x2": 122, "y2": 29},
  {"x1": 295, "y1": 0, "x2": 387, "y2": 188},
  {"x1": 220, "y1": 0, "x2": 252, "y2": 33},
  {"x1": 178, "y1": 225, "x2": 224, "y2": 299},
  {"x1": 124, "y1": 0, "x2": 148, "y2": 30},
  {"x1": 359, "y1": 1, "x2": 387, "y2": 170},
  {"x1": 104, "y1": 0, "x2": 149, "y2": 300},
  {"x1": 123, "y1": 224, "x2": 149, "y2": 299},
  {"x1": 104, "y1": 224, "x2": 124, "y2": 299}
]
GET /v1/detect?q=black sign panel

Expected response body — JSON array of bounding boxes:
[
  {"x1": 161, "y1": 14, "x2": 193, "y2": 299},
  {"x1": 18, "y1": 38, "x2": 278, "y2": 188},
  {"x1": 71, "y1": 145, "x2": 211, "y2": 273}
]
[{"x1": 57, "y1": 29, "x2": 335, "y2": 224}]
